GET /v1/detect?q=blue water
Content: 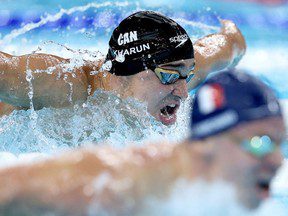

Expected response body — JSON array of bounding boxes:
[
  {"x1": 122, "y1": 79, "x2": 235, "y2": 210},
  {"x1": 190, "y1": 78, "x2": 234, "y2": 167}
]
[{"x1": 0, "y1": 0, "x2": 288, "y2": 215}]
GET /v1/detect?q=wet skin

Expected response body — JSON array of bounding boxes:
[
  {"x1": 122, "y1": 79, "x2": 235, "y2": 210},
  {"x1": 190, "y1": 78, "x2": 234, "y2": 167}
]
[
  {"x1": 120, "y1": 59, "x2": 195, "y2": 125},
  {"x1": 0, "y1": 20, "x2": 246, "y2": 125},
  {"x1": 209, "y1": 117, "x2": 286, "y2": 209},
  {"x1": 0, "y1": 117, "x2": 284, "y2": 215}
]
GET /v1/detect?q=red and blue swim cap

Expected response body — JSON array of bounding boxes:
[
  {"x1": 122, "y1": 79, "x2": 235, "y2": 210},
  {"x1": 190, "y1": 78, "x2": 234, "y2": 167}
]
[{"x1": 190, "y1": 70, "x2": 282, "y2": 140}]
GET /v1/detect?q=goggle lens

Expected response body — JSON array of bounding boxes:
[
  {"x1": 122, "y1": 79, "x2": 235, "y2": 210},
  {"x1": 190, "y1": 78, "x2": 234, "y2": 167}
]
[
  {"x1": 186, "y1": 73, "x2": 195, "y2": 84},
  {"x1": 159, "y1": 72, "x2": 180, "y2": 85},
  {"x1": 241, "y1": 135, "x2": 287, "y2": 158},
  {"x1": 155, "y1": 68, "x2": 195, "y2": 85}
]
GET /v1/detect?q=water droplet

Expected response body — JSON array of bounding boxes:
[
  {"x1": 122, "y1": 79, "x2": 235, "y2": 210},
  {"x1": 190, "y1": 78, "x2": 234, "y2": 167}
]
[
  {"x1": 102, "y1": 61, "x2": 112, "y2": 71},
  {"x1": 90, "y1": 71, "x2": 98, "y2": 75},
  {"x1": 115, "y1": 53, "x2": 125, "y2": 63}
]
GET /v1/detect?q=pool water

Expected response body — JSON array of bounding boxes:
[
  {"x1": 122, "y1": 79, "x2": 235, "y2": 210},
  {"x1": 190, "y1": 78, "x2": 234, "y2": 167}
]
[{"x1": 0, "y1": 0, "x2": 288, "y2": 215}]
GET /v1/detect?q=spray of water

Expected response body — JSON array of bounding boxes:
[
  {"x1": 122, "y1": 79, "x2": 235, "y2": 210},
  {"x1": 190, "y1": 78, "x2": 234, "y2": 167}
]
[
  {"x1": 174, "y1": 18, "x2": 219, "y2": 32},
  {"x1": 0, "y1": 1, "x2": 221, "y2": 49},
  {"x1": 0, "y1": 89, "x2": 191, "y2": 155},
  {"x1": 1, "y1": 3, "x2": 287, "y2": 215},
  {"x1": 0, "y1": 1, "x2": 132, "y2": 47}
]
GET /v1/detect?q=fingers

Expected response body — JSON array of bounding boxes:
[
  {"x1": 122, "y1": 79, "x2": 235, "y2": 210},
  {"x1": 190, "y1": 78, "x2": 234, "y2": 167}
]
[
  {"x1": 219, "y1": 19, "x2": 239, "y2": 35},
  {"x1": 219, "y1": 19, "x2": 246, "y2": 58}
]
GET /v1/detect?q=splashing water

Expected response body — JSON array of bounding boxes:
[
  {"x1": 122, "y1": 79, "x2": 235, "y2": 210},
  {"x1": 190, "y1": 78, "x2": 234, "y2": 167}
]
[
  {"x1": 0, "y1": 1, "x2": 287, "y2": 215},
  {"x1": 0, "y1": 1, "x2": 133, "y2": 47},
  {"x1": 0, "y1": 1, "x2": 218, "y2": 54},
  {"x1": 0, "y1": 1, "x2": 200, "y2": 156},
  {"x1": 173, "y1": 18, "x2": 219, "y2": 42},
  {"x1": 0, "y1": 90, "x2": 191, "y2": 155}
]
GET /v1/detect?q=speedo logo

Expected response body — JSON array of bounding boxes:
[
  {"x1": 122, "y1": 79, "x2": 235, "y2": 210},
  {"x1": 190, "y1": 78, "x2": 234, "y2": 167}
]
[
  {"x1": 117, "y1": 31, "x2": 138, "y2": 45},
  {"x1": 169, "y1": 34, "x2": 189, "y2": 48}
]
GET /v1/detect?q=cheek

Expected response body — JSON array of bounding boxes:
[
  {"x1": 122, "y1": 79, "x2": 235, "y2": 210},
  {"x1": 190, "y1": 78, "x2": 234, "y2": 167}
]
[
  {"x1": 144, "y1": 84, "x2": 170, "y2": 102},
  {"x1": 129, "y1": 80, "x2": 161, "y2": 103},
  {"x1": 222, "y1": 146, "x2": 258, "y2": 182}
]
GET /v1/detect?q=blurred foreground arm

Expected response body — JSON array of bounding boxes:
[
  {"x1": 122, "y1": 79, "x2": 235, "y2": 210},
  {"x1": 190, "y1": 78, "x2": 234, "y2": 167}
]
[
  {"x1": 188, "y1": 19, "x2": 246, "y2": 90},
  {"x1": 0, "y1": 143, "x2": 191, "y2": 215}
]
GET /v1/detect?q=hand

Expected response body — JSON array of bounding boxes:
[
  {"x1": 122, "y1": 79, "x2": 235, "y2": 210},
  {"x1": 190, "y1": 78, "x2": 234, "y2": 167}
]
[{"x1": 219, "y1": 19, "x2": 246, "y2": 68}]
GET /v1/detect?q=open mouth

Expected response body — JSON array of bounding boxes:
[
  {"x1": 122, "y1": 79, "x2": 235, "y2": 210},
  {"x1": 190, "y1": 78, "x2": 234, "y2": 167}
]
[
  {"x1": 257, "y1": 179, "x2": 270, "y2": 191},
  {"x1": 159, "y1": 103, "x2": 179, "y2": 125},
  {"x1": 256, "y1": 177, "x2": 271, "y2": 199},
  {"x1": 160, "y1": 104, "x2": 179, "y2": 116}
]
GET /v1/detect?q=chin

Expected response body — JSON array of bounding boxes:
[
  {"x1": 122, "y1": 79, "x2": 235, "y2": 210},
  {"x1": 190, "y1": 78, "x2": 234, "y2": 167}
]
[
  {"x1": 242, "y1": 196, "x2": 261, "y2": 210},
  {"x1": 159, "y1": 113, "x2": 177, "y2": 125},
  {"x1": 239, "y1": 186, "x2": 263, "y2": 210}
]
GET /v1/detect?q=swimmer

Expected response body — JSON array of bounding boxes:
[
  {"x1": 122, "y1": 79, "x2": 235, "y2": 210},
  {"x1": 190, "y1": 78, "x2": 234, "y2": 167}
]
[
  {"x1": 0, "y1": 70, "x2": 284, "y2": 215},
  {"x1": 0, "y1": 11, "x2": 246, "y2": 125}
]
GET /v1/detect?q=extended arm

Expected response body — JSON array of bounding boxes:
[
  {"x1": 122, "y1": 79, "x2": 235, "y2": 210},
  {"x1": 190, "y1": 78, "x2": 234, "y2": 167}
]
[
  {"x1": 0, "y1": 52, "x2": 90, "y2": 109},
  {"x1": 0, "y1": 143, "x2": 182, "y2": 215},
  {"x1": 188, "y1": 19, "x2": 246, "y2": 90}
]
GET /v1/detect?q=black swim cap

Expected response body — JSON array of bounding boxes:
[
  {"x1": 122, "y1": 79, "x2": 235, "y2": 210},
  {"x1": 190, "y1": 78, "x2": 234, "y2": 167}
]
[
  {"x1": 104, "y1": 11, "x2": 194, "y2": 76},
  {"x1": 190, "y1": 70, "x2": 282, "y2": 140}
]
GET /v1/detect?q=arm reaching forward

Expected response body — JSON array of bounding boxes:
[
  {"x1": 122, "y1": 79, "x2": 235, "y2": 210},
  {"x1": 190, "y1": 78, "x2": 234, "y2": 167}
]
[
  {"x1": 188, "y1": 19, "x2": 246, "y2": 90},
  {"x1": 0, "y1": 52, "x2": 92, "y2": 109},
  {"x1": 0, "y1": 143, "x2": 192, "y2": 215}
]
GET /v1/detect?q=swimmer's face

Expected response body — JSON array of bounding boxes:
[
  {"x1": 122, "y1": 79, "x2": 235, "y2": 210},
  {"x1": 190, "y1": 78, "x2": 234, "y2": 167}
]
[
  {"x1": 217, "y1": 117, "x2": 285, "y2": 209},
  {"x1": 120, "y1": 59, "x2": 194, "y2": 125}
]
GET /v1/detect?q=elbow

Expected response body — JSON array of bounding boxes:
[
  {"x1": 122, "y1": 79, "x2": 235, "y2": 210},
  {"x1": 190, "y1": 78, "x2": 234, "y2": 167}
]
[{"x1": 220, "y1": 19, "x2": 247, "y2": 58}]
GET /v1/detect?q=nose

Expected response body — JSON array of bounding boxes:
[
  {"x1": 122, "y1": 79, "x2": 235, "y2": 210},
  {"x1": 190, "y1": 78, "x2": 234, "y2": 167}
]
[
  {"x1": 263, "y1": 148, "x2": 283, "y2": 170},
  {"x1": 171, "y1": 79, "x2": 188, "y2": 99}
]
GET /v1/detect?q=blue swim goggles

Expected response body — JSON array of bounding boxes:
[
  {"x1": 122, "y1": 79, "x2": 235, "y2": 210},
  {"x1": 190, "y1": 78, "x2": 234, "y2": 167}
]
[
  {"x1": 154, "y1": 67, "x2": 195, "y2": 85},
  {"x1": 241, "y1": 135, "x2": 288, "y2": 158}
]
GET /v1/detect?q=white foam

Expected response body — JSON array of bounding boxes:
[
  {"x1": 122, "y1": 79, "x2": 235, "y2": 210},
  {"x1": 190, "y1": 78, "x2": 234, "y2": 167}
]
[
  {"x1": 174, "y1": 18, "x2": 219, "y2": 32},
  {"x1": 272, "y1": 159, "x2": 288, "y2": 196},
  {"x1": 0, "y1": 1, "x2": 131, "y2": 47},
  {"x1": 0, "y1": 152, "x2": 17, "y2": 168},
  {"x1": 0, "y1": 151, "x2": 50, "y2": 168}
]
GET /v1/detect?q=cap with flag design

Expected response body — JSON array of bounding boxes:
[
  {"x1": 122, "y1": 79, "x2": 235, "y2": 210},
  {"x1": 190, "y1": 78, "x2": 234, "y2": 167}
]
[{"x1": 190, "y1": 70, "x2": 282, "y2": 140}]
